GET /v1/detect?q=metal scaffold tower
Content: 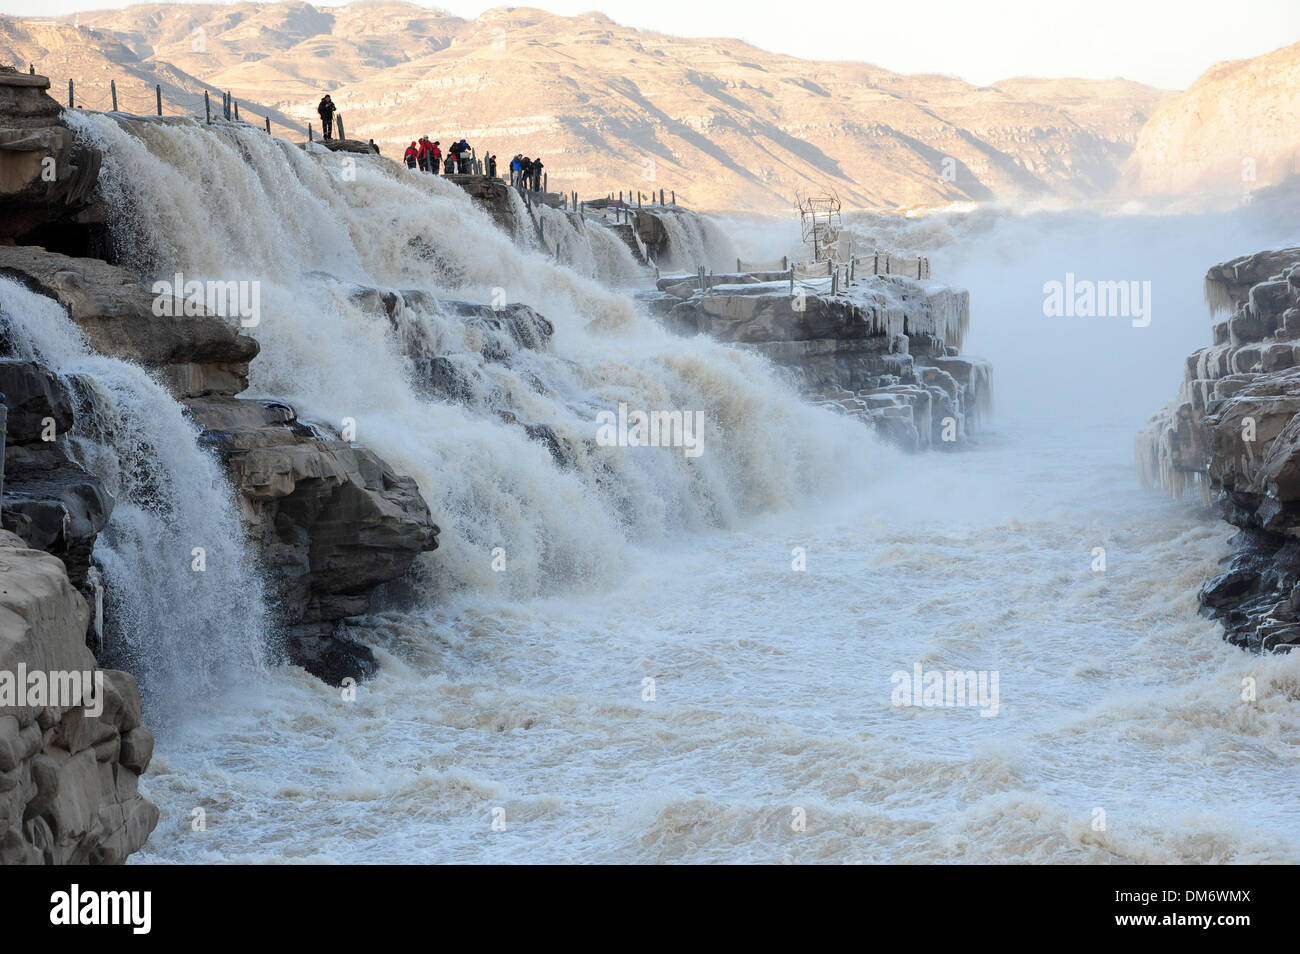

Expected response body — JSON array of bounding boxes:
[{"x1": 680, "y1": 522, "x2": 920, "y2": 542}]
[{"x1": 797, "y1": 190, "x2": 842, "y2": 263}]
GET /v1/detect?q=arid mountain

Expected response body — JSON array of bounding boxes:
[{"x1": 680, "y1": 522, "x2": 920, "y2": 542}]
[
  {"x1": 1, "y1": 2, "x2": 1171, "y2": 212},
  {"x1": 1124, "y1": 40, "x2": 1300, "y2": 198}
]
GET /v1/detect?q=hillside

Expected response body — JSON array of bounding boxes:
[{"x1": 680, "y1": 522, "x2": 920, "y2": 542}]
[
  {"x1": 1124, "y1": 40, "x2": 1300, "y2": 197},
  {"x1": 0, "y1": 2, "x2": 1172, "y2": 212}
]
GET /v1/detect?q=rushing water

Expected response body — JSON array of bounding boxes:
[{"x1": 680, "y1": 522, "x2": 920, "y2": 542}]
[{"x1": 50, "y1": 113, "x2": 1300, "y2": 863}]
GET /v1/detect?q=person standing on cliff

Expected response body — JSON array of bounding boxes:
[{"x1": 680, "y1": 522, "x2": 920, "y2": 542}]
[
  {"x1": 317, "y1": 94, "x2": 336, "y2": 141},
  {"x1": 404, "y1": 141, "x2": 419, "y2": 169},
  {"x1": 430, "y1": 141, "x2": 442, "y2": 174},
  {"x1": 486, "y1": 153, "x2": 497, "y2": 179},
  {"x1": 531, "y1": 156, "x2": 544, "y2": 192}
]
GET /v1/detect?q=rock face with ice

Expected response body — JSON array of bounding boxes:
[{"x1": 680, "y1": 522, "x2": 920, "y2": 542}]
[
  {"x1": 657, "y1": 271, "x2": 992, "y2": 449},
  {"x1": 1140, "y1": 246, "x2": 1300, "y2": 651}
]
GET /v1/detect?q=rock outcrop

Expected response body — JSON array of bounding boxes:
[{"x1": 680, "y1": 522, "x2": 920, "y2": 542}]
[
  {"x1": 0, "y1": 356, "x2": 112, "y2": 591},
  {"x1": 1139, "y1": 247, "x2": 1300, "y2": 651},
  {"x1": 185, "y1": 396, "x2": 439, "y2": 682},
  {"x1": 660, "y1": 271, "x2": 991, "y2": 449},
  {"x1": 0, "y1": 67, "x2": 105, "y2": 256},
  {"x1": 0, "y1": 530, "x2": 158, "y2": 864}
]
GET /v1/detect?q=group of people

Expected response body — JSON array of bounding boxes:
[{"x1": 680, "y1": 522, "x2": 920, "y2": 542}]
[
  {"x1": 509, "y1": 155, "x2": 544, "y2": 192},
  {"x1": 317, "y1": 92, "x2": 548, "y2": 190},
  {"x1": 402, "y1": 137, "x2": 490, "y2": 176}
]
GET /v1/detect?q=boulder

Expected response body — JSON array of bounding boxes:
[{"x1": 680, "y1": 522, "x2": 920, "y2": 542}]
[{"x1": 184, "y1": 396, "x2": 439, "y2": 680}]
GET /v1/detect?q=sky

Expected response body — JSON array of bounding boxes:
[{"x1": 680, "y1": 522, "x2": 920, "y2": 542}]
[{"x1": 1, "y1": 0, "x2": 1296, "y2": 89}]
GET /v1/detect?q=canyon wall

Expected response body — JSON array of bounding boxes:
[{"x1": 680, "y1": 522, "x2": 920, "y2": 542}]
[{"x1": 1139, "y1": 246, "x2": 1300, "y2": 651}]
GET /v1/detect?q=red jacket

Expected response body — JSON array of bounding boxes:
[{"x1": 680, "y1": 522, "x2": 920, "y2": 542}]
[
  {"x1": 404, "y1": 145, "x2": 419, "y2": 161},
  {"x1": 431, "y1": 146, "x2": 442, "y2": 161},
  {"x1": 417, "y1": 141, "x2": 431, "y2": 159}
]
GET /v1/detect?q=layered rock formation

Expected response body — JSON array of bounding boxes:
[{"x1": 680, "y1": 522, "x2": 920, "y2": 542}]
[
  {"x1": 1139, "y1": 247, "x2": 1300, "y2": 650},
  {"x1": 0, "y1": 530, "x2": 157, "y2": 864},
  {"x1": 656, "y1": 270, "x2": 991, "y2": 449}
]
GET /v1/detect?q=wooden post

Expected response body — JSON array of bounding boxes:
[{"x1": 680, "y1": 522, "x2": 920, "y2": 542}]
[
  {"x1": 265, "y1": 116, "x2": 271, "y2": 134},
  {"x1": 917, "y1": 258, "x2": 922, "y2": 279},
  {"x1": 204, "y1": 89, "x2": 211, "y2": 123},
  {"x1": 637, "y1": 191, "x2": 642, "y2": 208},
  {"x1": 110, "y1": 79, "x2": 117, "y2": 112},
  {"x1": 782, "y1": 255, "x2": 788, "y2": 271},
  {"x1": 543, "y1": 172, "x2": 547, "y2": 192},
  {"x1": 789, "y1": 268, "x2": 794, "y2": 297},
  {"x1": 873, "y1": 251, "x2": 879, "y2": 275},
  {"x1": 308, "y1": 122, "x2": 313, "y2": 142},
  {"x1": 832, "y1": 265, "x2": 839, "y2": 297},
  {"x1": 68, "y1": 79, "x2": 74, "y2": 108},
  {"x1": 156, "y1": 84, "x2": 162, "y2": 116},
  {"x1": 671, "y1": 190, "x2": 675, "y2": 205},
  {"x1": 336, "y1": 113, "x2": 345, "y2": 140},
  {"x1": 233, "y1": 101, "x2": 240, "y2": 122},
  {"x1": 618, "y1": 191, "x2": 623, "y2": 204},
  {"x1": 737, "y1": 257, "x2": 742, "y2": 273},
  {"x1": 660, "y1": 188, "x2": 664, "y2": 205}
]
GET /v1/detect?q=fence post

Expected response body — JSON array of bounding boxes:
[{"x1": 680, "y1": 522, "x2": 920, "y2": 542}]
[
  {"x1": 873, "y1": 251, "x2": 879, "y2": 275},
  {"x1": 782, "y1": 255, "x2": 788, "y2": 271},
  {"x1": 265, "y1": 116, "x2": 271, "y2": 134},
  {"x1": 671, "y1": 190, "x2": 676, "y2": 205},
  {"x1": 68, "y1": 79, "x2": 74, "y2": 108},
  {"x1": 336, "y1": 113, "x2": 345, "y2": 140},
  {"x1": 543, "y1": 172, "x2": 547, "y2": 192},
  {"x1": 233, "y1": 101, "x2": 239, "y2": 122},
  {"x1": 737, "y1": 257, "x2": 741, "y2": 272},
  {"x1": 917, "y1": 258, "x2": 921, "y2": 279},
  {"x1": 156, "y1": 84, "x2": 162, "y2": 116},
  {"x1": 832, "y1": 266, "x2": 839, "y2": 297},
  {"x1": 659, "y1": 189, "x2": 664, "y2": 205},
  {"x1": 204, "y1": 90, "x2": 211, "y2": 123},
  {"x1": 849, "y1": 257, "x2": 855, "y2": 284},
  {"x1": 110, "y1": 79, "x2": 117, "y2": 111},
  {"x1": 308, "y1": 122, "x2": 313, "y2": 142}
]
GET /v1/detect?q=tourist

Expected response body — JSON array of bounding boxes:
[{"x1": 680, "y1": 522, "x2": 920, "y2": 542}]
[
  {"x1": 486, "y1": 154, "x2": 497, "y2": 178},
  {"x1": 520, "y1": 157, "x2": 533, "y2": 190},
  {"x1": 444, "y1": 153, "x2": 455, "y2": 175},
  {"x1": 404, "y1": 141, "x2": 419, "y2": 169},
  {"x1": 510, "y1": 154, "x2": 522, "y2": 186},
  {"x1": 430, "y1": 140, "x2": 442, "y2": 173},
  {"x1": 531, "y1": 156, "x2": 544, "y2": 191},
  {"x1": 416, "y1": 137, "x2": 431, "y2": 172},
  {"x1": 316, "y1": 94, "x2": 336, "y2": 141}
]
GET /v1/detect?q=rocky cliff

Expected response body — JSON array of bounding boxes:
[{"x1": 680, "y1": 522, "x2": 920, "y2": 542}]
[
  {"x1": 0, "y1": 530, "x2": 157, "y2": 864},
  {"x1": 1139, "y1": 246, "x2": 1300, "y2": 651},
  {"x1": 653, "y1": 269, "x2": 990, "y2": 450}
]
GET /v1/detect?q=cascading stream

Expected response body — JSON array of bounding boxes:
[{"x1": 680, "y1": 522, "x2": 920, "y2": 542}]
[
  {"x1": 0, "y1": 278, "x2": 269, "y2": 719},
  {"x1": 67, "y1": 112, "x2": 878, "y2": 603}
]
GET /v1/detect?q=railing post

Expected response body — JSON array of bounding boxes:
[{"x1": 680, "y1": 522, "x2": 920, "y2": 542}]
[
  {"x1": 265, "y1": 116, "x2": 271, "y2": 134},
  {"x1": 156, "y1": 84, "x2": 162, "y2": 116},
  {"x1": 336, "y1": 113, "x2": 345, "y2": 140},
  {"x1": 110, "y1": 79, "x2": 117, "y2": 111},
  {"x1": 233, "y1": 101, "x2": 239, "y2": 122},
  {"x1": 308, "y1": 122, "x2": 313, "y2": 142},
  {"x1": 68, "y1": 79, "x2": 74, "y2": 108},
  {"x1": 204, "y1": 89, "x2": 211, "y2": 123},
  {"x1": 737, "y1": 257, "x2": 741, "y2": 272},
  {"x1": 671, "y1": 190, "x2": 675, "y2": 205}
]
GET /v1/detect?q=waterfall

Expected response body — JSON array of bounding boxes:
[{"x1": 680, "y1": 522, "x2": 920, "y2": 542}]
[
  {"x1": 65, "y1": 112, "x2": 877, "y2": 603},
  {"x1": 0, "y1": 278, "x2": 270, "y2": 717}
]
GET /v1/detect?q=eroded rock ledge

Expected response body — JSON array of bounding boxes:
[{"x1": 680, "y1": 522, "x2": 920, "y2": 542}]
[
  {"x1": 1139, "y1": 246, "x2": 1300, "y2": 651},
  {"x1": 652, "y1": 271, "x2": 992, "y2": 449}
]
